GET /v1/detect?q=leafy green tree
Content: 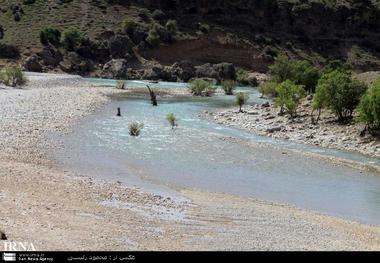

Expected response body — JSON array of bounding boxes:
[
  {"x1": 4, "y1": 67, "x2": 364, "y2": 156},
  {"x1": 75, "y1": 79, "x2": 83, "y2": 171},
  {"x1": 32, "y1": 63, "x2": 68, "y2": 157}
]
[
  {"x1": 40, "y1": 27, "x2": 61, "y2": 46},
  {"x1": 275, "y1": 80, "x2": 305, "y2": 118},
  {"x1": 61, "y1": 27, "x2": 85, "y2": 51},
  {"x1": 236, "y1": 92, "x2": 249, "y2": 113},
  {"x1": 313, "y1": 70, "x2": 367, "y2": 122},
  {"x1": 258, "y1": 81, "x2": 278, "y2": 98},
  {"x1": 165, "y1": 20, "x2": 178, "y2": 36},
  {"x1": 268, "y1": 55, "x2": 294, "y2": 83},
  {"x1": 357, "y1": 79, "x2": 380, "y2": 131}
]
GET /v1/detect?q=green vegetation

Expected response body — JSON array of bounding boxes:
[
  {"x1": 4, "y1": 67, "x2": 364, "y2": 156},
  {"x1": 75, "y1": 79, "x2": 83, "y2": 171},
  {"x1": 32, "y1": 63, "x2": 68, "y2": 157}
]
[
  {"x1": 39, "y1": 27, "x2": 61, "y2": 46},
  {"x1": 166, "y1": 113, "x2": 178, "y2": 129},
  {"x1": 116, "y1": 80, "x2": 126, "y2": 89},
  {"x1": 128, "y1": 122, "x2": 144, "y2": 137},
  {"x1": 236, "y1": 69, "x2": 249, "y2": 86},
  {"x1": 61, "y1": 27, "x2": 85, "y2": 51},
  {"x1": 258, "y1": 81, "x2": 278, "y2": 98},
  {"x1": 313, "y1": 70, "x2": 367, "y2": 122},
  {"x1": 236, "y1": 92, "x2": 249, "y2": 113},
  {"x1": 165, "y1": 20, "x2": 178, "y2": 36},
  {"x1": 122, "y1": 18, "x2": 138, "y2": 34},
  {"x1": 275, "y1": 80, "x2": 305, "y2": 118},
  {"x1": 189, "y1": 79, "x2": 216, "y2": 97},
  {"x1": 0, "y1": 64, "x2": 26, "y2": 87},
  {"x1": 146, "y1": 25, "x2": 161, "y2": 47},
  {"x1": 222, "y1": 80, "x2": 237, "y2": 95},
  {"x1": 269, "y1": 55, "x2": 320, "y2": 93},
  {"x1": 357, "y1": 79, "x2": 380, "y2": 131}
]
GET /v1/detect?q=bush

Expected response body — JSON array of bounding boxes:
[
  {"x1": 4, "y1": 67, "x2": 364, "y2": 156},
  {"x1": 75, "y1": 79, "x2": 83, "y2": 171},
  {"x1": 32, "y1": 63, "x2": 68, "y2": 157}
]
[
  {"x1": 128, "y1": 122, "x2": 144, "y2": 137},
  {"x1": 269, "y1": 55, "x2": 320, "y2": 93},
  {"x1": 236, "y1": 92, "x2": 249, "y2": 113},
  {"x1": 116, "y1": 80, "x2": 126, "y2": 89},
  {"x1": 166, "y1": 113, "x2": 178, "y2": 129},
  {"x1": 40, "y1": 27, "x2": 61, "y2": 46},
  {"x1": 313, "y1": 70, "x2": 367, "y2": 121},
  {"x1": 258, "y1": 81, "x2": 278, "y2": 98},
  {"x1": 275, "y1": 80, "x2": 305, "y2": 118},
  {"x1": 0, "y1": 44, "x2": 19, "y2": 59},
  {"x1": 122, "y1": 18, "x2": 138, "y2": 34},
  {"x1": 188, "y1": 79, "x2": 216, "y2": 96},
  {"x1": 152, "y1": 9, "x2": 166, "y2": 20},
  {"x1": 0, "y1": 65, "x2": 26, "y2": 87},
  {"x1": 198, "y1": 23, "x2": 210, "y2": 33},
  {"x1": 165, "y1": 20, "x2": 178, "y2": 36},
  {"x1": 222, "y1": 80, "x2": 237, "y2": 95},
  {"x1": 236, "y1": 69, "x2": 249, "y2": 86},
  {"x1": 146, "y1": 26, "x2": 161, "y2": 47},
  {"x1": 61, "y1": 27, "x2": 85, "y2": 51},
  {"x1": 357, "y1": 79, "x2": 380, "y2": 130}
]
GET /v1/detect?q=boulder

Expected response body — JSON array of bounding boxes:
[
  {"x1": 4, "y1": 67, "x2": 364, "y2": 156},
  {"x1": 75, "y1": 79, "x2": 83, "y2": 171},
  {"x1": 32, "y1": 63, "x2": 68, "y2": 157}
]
[
  {"x1": 77, "y1": 39, "x2": 109, "y2": 62},
  {"x1": 142, "y1": 64, "x2": 176, "y2": 81},
  {"x1": 0, "y1": 231, "x2": 7, "y2": 240},
  {"x1": 38, "y1": 45, "x2": 62, "y2": 67},
  {"x1": 131, "y1": 30, "x2": 148, "y2": 45},
  {"x1": 109, "y1": 34, "x2": 134, "y2": 59},
  {"x1": 60, "y1": 52, "x2": 94, "y2": 74},
  {"x1": 213, "y1": 62, "x2": 236, "y2": 81},
  {"x1": 102, "y1": 59, "x2": 128, "y2": 79},
  {"x1": 196, "y1": 62, "x2": 236, "y2": 83},
  {"x1": 23, "y1": 55, "x2": 42, "y2": 72},
  {"x1": 170, "y1": 60, "x2": 195, "y2": 82}
]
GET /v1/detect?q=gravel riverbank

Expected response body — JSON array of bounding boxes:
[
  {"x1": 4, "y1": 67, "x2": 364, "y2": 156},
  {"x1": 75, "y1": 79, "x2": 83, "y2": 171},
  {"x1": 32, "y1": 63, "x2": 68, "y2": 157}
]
[{"x1": 0, "y1": 74, "x2": 379, "y2": 250}]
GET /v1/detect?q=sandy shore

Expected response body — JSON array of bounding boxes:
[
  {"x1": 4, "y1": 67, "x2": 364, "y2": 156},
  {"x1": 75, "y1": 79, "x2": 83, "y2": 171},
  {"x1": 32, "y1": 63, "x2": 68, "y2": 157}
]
[{"x1": 0, "y1": 73, "x2": 379, "y2": 251}]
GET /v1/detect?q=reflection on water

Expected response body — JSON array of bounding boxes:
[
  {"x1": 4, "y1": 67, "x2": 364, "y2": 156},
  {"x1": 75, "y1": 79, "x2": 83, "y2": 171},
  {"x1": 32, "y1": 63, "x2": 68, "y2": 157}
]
[{"x1": 53, "y1": 80, "x2": 380, "y2": 225}]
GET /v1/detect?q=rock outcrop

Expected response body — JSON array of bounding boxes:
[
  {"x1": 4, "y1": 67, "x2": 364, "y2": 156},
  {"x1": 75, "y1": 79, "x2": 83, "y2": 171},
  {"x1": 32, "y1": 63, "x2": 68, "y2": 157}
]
[
  {"x1": 102, "y1": 59, "x2": 128, "y2": 79},
  {"x1": 23, "y1": 55, "x2": 42, "y2": 72}
]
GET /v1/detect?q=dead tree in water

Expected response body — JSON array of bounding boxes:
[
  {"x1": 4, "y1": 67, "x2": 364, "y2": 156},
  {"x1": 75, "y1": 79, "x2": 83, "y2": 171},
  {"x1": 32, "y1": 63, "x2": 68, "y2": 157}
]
[{"x1": 146, "y1": 85, "x2": 158, "y2": 106}]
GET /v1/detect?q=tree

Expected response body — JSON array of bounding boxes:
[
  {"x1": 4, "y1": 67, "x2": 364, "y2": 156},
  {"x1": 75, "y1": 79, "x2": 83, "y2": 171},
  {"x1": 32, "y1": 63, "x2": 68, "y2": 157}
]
[
  {"x1": 188, "y1": 79, "x2": 216, "y2": 97},
  {"x1": 166, "y1": 113, "x2": 178, "y2": 129},
  {"x1": 61, "y1": 27, "x2": 85, "y2": 51},
  {"x1": 40, "y1": 27, "x2": 61, "y2": 46},
  {"x1": 236, "y1": 92, "x2": 249, "y2": 113},
  {"x1": 275, "y1": 80, "x2": 305, "y2": 118},
  {"x1": 357, "y1": 78, "x2": 380, "y2": 132},
  {"x1": 268, "y1": 55, "x2": 294, "y2": 83},
  {"x1": 313, "y1": 70, "x2": 367, "y2": 122}
]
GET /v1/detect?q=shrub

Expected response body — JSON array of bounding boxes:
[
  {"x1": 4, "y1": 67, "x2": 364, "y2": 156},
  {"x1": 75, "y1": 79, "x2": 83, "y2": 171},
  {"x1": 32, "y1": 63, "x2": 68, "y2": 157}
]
[
  {"x1": 0, "y1": 65, "x2": 26, "y2": 87},
  {"x1": 146, "y1": 27, "x2": 161, "y2": 47},
  {"x1": 236, "y1": 69, "x2": 249, "y2": 86},
  {"x1": 357, "y1": 79, "x2": 380, "y2": 130},
  {"x1": 122, "y1": 18, "x2": 138, "y2": 34},
  {"x1": 40, "y1": 27, "x2": 61, "y2": 46},
  {"x1": 275, "y1": 80, "x2": 305, "y2": 118},
  {"x1": 0, "y1": 44, "x2": 19, "y2": 59},
  {"x1": 269, "y1": 55, "x2": 320, "y2": 93},
  {"x1": 323, "y1": 59, "x2": 353, "y2": 74},
  {"x1": 128, "y1": 122, "x2": 144, "y2": 137},
  {"x1": 165, "y1": 20, "x2": 178, "y2": 36},
  {"x1": 314, "y1": 70, "x2": 367, "y2": 122},
  {"x1": 222, "y1": 80, "x2": 237, "y2": 95},
  {"x1": 116, "y1": 80, "x2": 126, "y2": 89},
  {"x1": 188, "y1": 79, "x2": 216, "y2": 96},
  {"x1": 198, "y1": 23, "x2": 210, "y2": 33},
  {"x1": 236, "y1": 92, "x2": 249, "y2": 113},
  {"x1": 23, "y1": 0, "x2": 36, "y2": 4},
  {"x1": 152, "y1": 9, "x2": 166, "y2": 20},
  {"x1": 258, "y1": 81, "x2": 278, "y2": 98},
  {"x1": 166, "y1": 113, "x2": 178, "y2": 129},
  {"x1": 61, "y1": 27, "x2": 85, "y2": 51}
]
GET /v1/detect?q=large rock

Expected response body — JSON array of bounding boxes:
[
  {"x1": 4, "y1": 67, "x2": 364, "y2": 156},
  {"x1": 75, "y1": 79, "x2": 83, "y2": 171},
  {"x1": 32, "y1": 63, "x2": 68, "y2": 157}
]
[
  {"x1": 60, "y1": 52, "x2": 94, "y2": 74},
  {"x1": 77, "y1": 39, "x2": 109, "y2": 62},
  {"x1": 38, "y1": 45, "x2": 62, "y2": 67},
  {"x1": 196, "y1": 63, "x2": 219, "y2": 80},
  {"x1": 102, "y1": 59, "x2": 128, "y2": 79},
  {"x1": 23, "y1": 55, "x2": 42, "y2": 72},
  {"x1": 109, "y1": 34, "x2": 134, "y2": 59},
  {"x1": 142, "y1": 64, "x2": 176, "y2": 81},
  {"x1": 213, "y1": 62, "x2": 236, "y2": 80},
  {"x1": 170, "y1": 60, "x2": 195, "y2": 82}
]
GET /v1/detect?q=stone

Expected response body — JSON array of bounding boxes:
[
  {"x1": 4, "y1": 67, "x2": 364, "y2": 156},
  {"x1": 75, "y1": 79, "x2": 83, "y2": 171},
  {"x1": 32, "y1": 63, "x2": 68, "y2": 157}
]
[
  {"x1": 109, "y1": 34, "x2": 134, "y2": 59},
  {"x1": 0, "y1": 231, "x2": 7, "y2": 240},
  {"x1": 102, "y1": 59, "x2": 128, "y2": 79},
  {"x1": 38, "y1": 45, "x2": 62, "y2": 67},
  {"x1": 23, "y1": 55, "x2": 42, "y2": 72},
  {"x1": 267, "y1": 127, "x2": 282, "y2": 133}
]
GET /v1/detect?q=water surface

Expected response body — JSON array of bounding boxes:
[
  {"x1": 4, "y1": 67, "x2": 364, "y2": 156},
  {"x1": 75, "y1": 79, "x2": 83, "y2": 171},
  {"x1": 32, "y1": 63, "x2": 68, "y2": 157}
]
[{"x1": 53, "y1": 80, "x2": 380, "y2": 225}]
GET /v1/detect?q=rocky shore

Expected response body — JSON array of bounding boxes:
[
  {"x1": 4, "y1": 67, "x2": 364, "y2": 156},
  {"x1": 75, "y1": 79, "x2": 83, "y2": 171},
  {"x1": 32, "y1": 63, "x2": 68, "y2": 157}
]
[
  {"x1": 208, "y1": 97, "x2": 380, "y2": 159},
  {"x1": 0, "y1": 74, "x2": 379, "y2": 250}
]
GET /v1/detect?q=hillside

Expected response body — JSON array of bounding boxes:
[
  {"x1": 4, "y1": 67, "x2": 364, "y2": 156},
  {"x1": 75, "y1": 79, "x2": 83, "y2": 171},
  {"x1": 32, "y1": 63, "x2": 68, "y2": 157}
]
[{"x1": 1, "y1": 0, "x2": 380, "y2": 79}]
